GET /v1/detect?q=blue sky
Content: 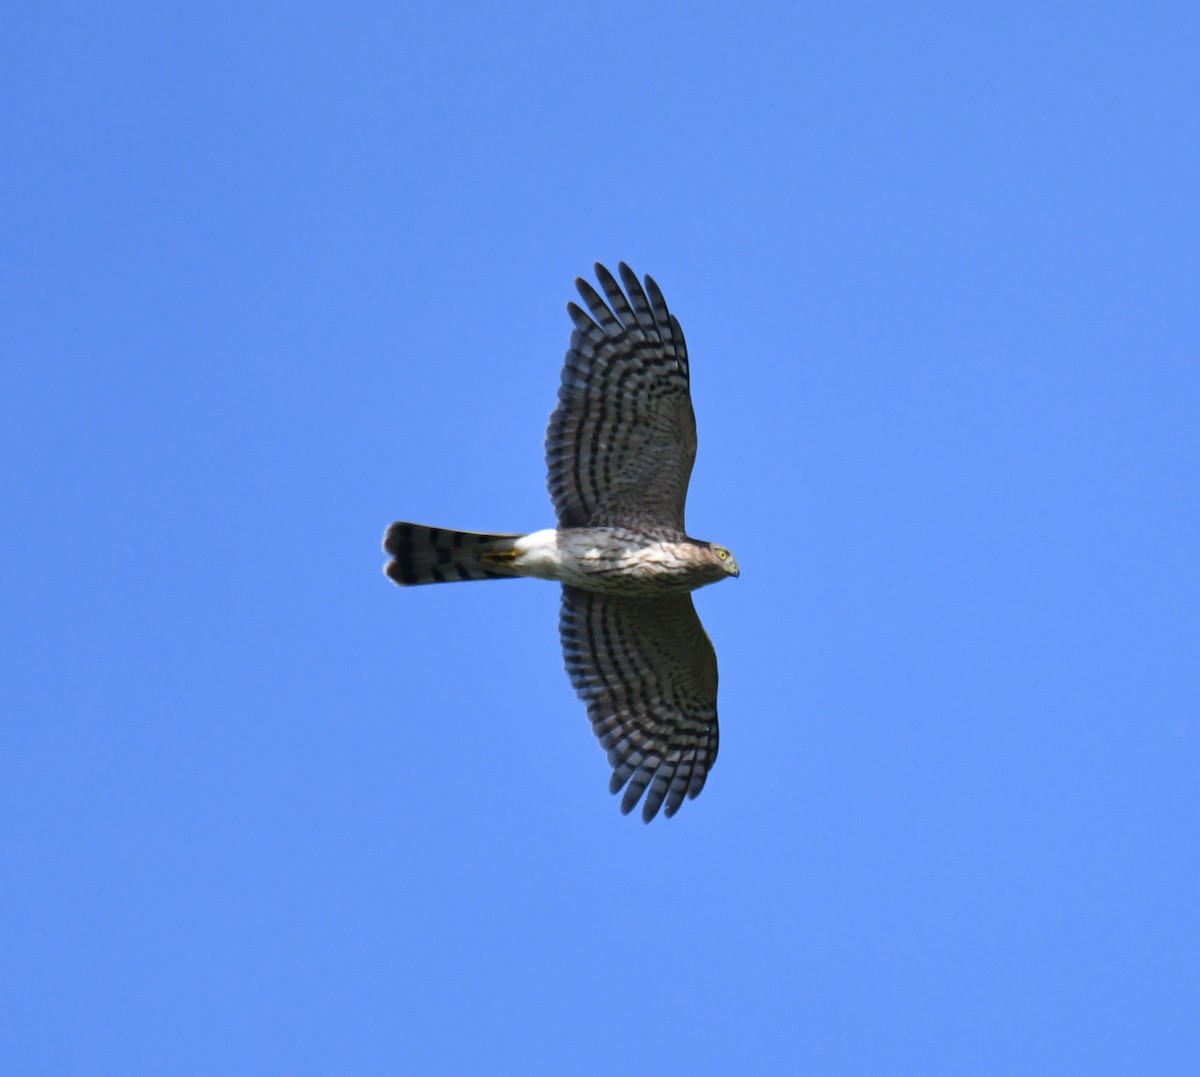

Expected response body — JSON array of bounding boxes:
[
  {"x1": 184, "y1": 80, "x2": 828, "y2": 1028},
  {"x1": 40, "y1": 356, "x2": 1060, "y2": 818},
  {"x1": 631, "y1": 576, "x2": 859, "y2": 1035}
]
[{"x1": 3, "y1": 3, "x2": 1198, "y2": 1073}]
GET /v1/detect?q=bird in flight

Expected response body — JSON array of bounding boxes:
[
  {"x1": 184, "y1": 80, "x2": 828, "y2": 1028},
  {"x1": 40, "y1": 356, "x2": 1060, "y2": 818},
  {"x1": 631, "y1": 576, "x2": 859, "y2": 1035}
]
[{"x1": 383, "y1": 263, "x2": 738, "y2": 821}]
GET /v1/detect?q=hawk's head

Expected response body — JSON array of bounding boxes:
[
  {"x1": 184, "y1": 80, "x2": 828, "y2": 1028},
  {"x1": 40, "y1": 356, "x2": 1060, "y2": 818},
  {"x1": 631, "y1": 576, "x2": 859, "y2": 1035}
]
[{"x1": 706, "y1": 543, "x2": 740, "y2": 580}]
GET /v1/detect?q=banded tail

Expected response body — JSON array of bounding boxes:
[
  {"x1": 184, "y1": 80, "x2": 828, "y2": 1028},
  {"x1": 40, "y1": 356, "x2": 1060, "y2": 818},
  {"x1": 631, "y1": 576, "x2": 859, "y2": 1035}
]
[{"x1": 383, "y1": 522, "x2": 524, "y2": 586}]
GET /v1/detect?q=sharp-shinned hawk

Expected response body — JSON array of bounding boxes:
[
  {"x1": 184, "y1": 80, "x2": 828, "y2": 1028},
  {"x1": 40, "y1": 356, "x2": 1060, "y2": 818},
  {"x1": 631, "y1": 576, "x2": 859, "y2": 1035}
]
[{"x1": 383, "y1": 263, "x2": 738, "y2": 821}]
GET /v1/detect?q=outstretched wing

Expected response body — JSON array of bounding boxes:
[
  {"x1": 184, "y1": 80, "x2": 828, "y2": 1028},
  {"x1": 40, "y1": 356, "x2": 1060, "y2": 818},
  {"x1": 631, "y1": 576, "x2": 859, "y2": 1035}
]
[
  {"x1": 546, "y1": 263, "x2": 696, "y2": 530},
  {"x1": 560, "y1": 585, "x2": 720, "y2": 821}
]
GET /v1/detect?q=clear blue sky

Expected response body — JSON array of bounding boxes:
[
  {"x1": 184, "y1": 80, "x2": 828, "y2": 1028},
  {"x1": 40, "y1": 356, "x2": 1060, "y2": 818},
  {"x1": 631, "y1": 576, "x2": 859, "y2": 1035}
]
[{"x1": 4, "y1": 4, "x2": 1198, "y2": 1074}]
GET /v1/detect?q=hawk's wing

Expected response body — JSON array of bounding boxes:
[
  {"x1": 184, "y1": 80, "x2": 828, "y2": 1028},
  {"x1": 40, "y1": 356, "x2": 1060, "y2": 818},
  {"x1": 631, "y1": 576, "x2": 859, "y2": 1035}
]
[
  {"x1": 560, "y1": 585, "x2": 719, "y2": 821},
  {"x1": 546, "y1": 263, "x2": 696, "y2": 530}
]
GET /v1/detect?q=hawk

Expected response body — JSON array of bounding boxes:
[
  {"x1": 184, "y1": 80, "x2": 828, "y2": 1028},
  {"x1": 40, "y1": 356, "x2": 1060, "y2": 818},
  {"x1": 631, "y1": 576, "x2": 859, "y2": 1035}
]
[{"x1": 383, "y1": 263, "x2": 739, "y2": 821}]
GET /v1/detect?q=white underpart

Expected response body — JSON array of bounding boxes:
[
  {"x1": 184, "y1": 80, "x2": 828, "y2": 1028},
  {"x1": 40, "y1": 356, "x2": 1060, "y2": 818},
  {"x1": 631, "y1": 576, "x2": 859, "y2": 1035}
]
[
  {"x1": 511, "y1": 529, "x2": 566, "y2": 579},
  {"x1": 511, "y1": 528, "x2": 688, "y2": 591}
]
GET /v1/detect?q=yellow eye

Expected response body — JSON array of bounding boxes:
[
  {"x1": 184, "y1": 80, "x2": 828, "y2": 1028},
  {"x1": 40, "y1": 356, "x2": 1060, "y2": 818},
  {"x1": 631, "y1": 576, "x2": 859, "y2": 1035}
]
[{"x1": 716, "y1": 549, "x2": 728, "y2": 561}]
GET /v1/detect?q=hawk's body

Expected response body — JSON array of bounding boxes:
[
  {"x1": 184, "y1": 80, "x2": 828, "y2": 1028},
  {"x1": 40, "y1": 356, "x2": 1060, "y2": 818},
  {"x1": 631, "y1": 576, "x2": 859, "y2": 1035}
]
[{"x1": 383, "y1": 263, "x2": 738, "y2": 821}]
